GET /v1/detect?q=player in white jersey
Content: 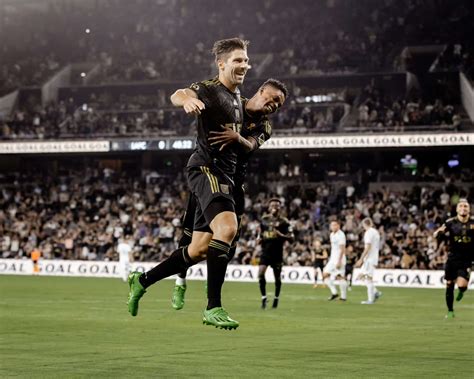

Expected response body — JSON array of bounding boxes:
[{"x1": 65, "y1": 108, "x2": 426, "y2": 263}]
[
  {"x1": 117, "y1": 236, "x2": 134, "y2": 282},
  {"x1": 323, "y1": 220, "x2": 348, "y2": 301},
  {"x1": 356, "y1": 218, "x2": 382, "y2": 304}
]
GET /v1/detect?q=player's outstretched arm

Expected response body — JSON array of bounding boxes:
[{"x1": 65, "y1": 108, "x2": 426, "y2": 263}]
[
  {"x1": 209, "y1": 126, "x2": 257, "y2": 152},
  {"x1": 170, "y1": 88, "x2": 205, "y2": 115}
]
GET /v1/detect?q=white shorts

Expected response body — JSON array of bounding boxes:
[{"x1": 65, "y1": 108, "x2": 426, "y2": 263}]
[
  {"x1": 323, "y1": 261, "x2": 345, "y2": 279},
  {"x1": 360, "y1": 260, "x2": 376, "y2": 278}
]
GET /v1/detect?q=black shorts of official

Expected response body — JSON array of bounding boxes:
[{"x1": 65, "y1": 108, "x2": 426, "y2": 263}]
[
  {"x1": 187, "y1": 166, "x2": 235, "y2": 233},
  {"x1": 260, "y1": 255, "x2": 283, "y2": 270},
  {"x1": 444, "y1": 260, "x2": 472, "y2": 281}
]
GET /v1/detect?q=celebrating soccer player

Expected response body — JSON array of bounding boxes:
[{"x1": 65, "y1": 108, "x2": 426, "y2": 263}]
[
  {"x1": 433, "y1": 199, "x2": 474, "y2": 319},
  {"x1": 172, "y1": 79, "x2": 288, "y2": 310}
]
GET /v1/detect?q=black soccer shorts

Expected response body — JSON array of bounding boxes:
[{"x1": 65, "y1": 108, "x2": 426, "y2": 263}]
[
  {"x1": 444, "y1": 260, "x2": 471, "y2": 281},
  {"x1": 187, "y1": 166, "x2": 235, "y2": 232}
]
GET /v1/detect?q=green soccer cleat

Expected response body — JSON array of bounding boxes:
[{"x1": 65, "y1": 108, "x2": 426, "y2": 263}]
[
  {"x1": 202, "y1": 307, "x2": 239, "y2": 330},
  {"x1": 445, "y1": 311, "x2": 455, "y2": 319},
  {"x1": 455, "y1": 290, "x2": 464, "y2": 302},
  {"x1": 127, "y1": 272, "x2": 146, "y2": 316},
  {"x1": 171, "y1": 284, "x2": 187, "y2": 310}
]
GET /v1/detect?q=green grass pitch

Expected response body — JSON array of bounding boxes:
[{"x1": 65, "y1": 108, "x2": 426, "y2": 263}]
[{"x1": 0, "y1": 276, "x2": 472, "y2": 378}]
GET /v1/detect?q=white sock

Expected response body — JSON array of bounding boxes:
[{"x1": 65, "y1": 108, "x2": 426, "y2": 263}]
[
  {"x1": 367, "y1": 281, "x2": 375, "y2": 302},
  {"x1": 374, "y1": 285, "x2": 379, "y2": 294},
  {"x1": 325, "y1": 278, "x2": 338, "y2": 295},
  {"x1": 339, "y1": 279, "x2": 348, "y2": 299},
  {"x1": 176, "y1": 277, "x2": 186, "y2": 286}
]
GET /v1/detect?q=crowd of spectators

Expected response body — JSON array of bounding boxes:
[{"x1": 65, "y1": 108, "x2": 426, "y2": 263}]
[
  {"x1": 355, "y1": 83, "x2": 462, "y2": 131},
  {"x1": 1, "y1": 0, "x2": 472, "y2": 96},
  {"x1": 1, "y1": 164, "x2": 471, "y2": 272},
  {"x1": 0, "y1": 99, "x2": 347, "y2": 140}
]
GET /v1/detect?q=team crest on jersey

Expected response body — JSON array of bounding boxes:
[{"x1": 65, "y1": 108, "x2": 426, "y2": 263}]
[
  {"x1": 220, "y1": 184, "x2": 230, "y2": 194},
  {"x1": 247, "y1": 123, "x2": 257, "y2": 130}
]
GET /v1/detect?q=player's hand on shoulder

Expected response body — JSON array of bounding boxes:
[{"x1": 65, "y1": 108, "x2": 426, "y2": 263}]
[{"x1": 183, "y1": 97, "x2": 205, "y2": 115}]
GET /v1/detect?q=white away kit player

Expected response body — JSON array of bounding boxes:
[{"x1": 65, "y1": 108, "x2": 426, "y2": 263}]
[
  {"x1": 117, "y1": 236, "x2": 133, "y2": 282},
  {"x1": 356, "y1": 218, "x2": 382, "y2": 304},
  {"x1": 323, "y1": 220, "x2": 348, "y2": 301}
]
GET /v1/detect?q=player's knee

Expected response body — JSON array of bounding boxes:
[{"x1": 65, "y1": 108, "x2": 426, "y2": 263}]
[
  {"x1": 446, "y1": 280, "x2": 455, "y2": 288},
  {"x1": 188, "y1": 243, "x2": 208, "y2": 260},
  {"x1": 213, "y1": 223, "x2": 237, "y2": 242}
]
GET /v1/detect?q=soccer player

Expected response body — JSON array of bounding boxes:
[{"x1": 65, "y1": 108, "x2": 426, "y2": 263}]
[
  {"x1": 311, "y1": 239, "x2": 328, "y2": 288},
  {"x1": 258, "y1": 198, "x2": 294, "y2": 309},
  {"x1": 127, "y1": 38, "x2": 251, "y2": 329},
  {"x1": 323, "y1": 220, "x2": 348, "y2": 301},
  {"x1": 117, "y1": 235, "x2": 133, "y2": 282},
  {"x1": 355, "y1": 218, "x2": 382, "y2": 304},
  {"x1": 171, "y1": 79, "x2": 288, "y2": 311},
  {"x1": 433, "y1": 199, "x2": 474, "y2": 319}
]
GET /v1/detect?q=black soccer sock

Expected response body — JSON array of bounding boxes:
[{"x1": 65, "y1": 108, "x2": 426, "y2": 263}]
[
  {"x1": 228, "y1": 245, "x2": 237, "y2": 261},
  {"x1": 259, "y1": 276, "x2": 267, "y2": 297},
  {"x1": 176, "y1": 232, "x2": 192, "y2": 279},
  {"x1": 274, "y1": 267, "x2": 282, "y2": 298},
  {"x1": 206, "y1": 239, "x2": 231, "y2": 310},
  {"x1": 139, "y1": 247, "x2": 195, "y2": 289},
  {"x1": 459, "y1": 286, "x2": 467, "y2": 293},
  {"x1": 178, "y1": 230, "x2": 192, "y2": 248},
  {"x1": 314, "y1": 271, "x2": 318, "y2": 284},
  {"x1": 445, "y1": 283, "x2": 455, "y2": 312}
]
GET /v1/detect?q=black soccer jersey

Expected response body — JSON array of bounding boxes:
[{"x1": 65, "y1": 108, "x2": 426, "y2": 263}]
[
  {"x1": 442, "y1": 216, "x2": 474, "y2": 264},
  {"x1": 261, "y1": 214, "x2": 292, "y2": 259},
  {"x1": 234, "y1": 98, "x2": 272, "y2": 185},
  {"x1": 186, "y1": 77, "x2": 243, "y2": 181}
]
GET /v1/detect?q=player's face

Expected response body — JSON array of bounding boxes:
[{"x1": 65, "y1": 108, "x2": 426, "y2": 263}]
[
  {"x1": 457, "y1": 202, "x2": 470, "y2": 217},
  {"x1": 330, "y1": 221, "x2": 339, "y2": 233},
  {"x1": 254, "y1": 85, "x2": 286, "y2": 115},
  {"x1": 269, "y1": 201, "x2": 280, "y2": 215},
  {"x1": 219, "y1": 49, "x2": 250, "y2": 86}
]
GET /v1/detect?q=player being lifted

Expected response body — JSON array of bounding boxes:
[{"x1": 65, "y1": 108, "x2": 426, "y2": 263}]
[
  {"x1": 355, "y1": 218, "x2": 382, "y2": 304},
  {"x1": 126, "y1": 38, "x2": 251, "y2": 329},
  {"x1": 323, "y1": 220, "x2": 348, "y2": 301},
  {"x1": 433, "y1": 199, "x2": 473, "y2": 319},
  {"x1": 257, "y1": 198, "x2": 294, "y2": 309},
  {"x1": 172, "y1": 79, "x2": 288, "y2": 310}
]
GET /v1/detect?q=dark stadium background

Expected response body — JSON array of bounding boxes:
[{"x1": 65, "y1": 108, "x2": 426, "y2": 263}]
[{"x1": 0, "y1": 1, "x2": 473, "y2": 377}]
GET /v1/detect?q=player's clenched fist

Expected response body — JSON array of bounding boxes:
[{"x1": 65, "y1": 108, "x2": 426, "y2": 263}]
[{"x1": 183, "y1": 98, "x2": 205, "y2": 115}]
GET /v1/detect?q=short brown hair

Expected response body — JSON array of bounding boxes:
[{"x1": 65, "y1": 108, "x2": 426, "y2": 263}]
[{"x1": 212, "y1": 38, "x2": 249, "y2": 62}]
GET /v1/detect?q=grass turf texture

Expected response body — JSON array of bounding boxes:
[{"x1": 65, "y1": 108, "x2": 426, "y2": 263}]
[{"x1": 1, "y1": 276, "x2": 472, "y2": 378}]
